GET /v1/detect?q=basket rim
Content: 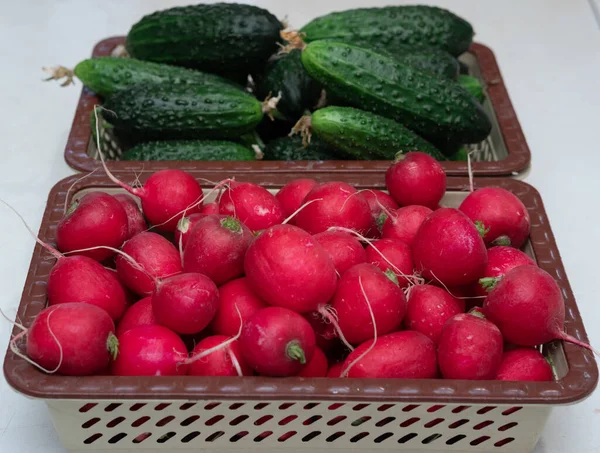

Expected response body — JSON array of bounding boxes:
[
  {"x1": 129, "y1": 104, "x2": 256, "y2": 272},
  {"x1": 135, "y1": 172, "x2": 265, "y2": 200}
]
[
  {"x1": 3, "y1": 174, "x2": 597, "y2": 404},
  {"x1": 62, "y1": 36, "x2": 531, "y2": 176}
]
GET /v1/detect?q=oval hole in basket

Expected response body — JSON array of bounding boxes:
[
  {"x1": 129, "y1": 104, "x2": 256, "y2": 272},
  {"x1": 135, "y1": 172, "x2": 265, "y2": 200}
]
[
  {"x1": 446, "y1": 434, "x2": 466, "y2": 445},
  {"x1": 470, "y1": 436, "x2": 490, "y2": 446},
  {"x1": 156, "y1": 416, "x2": 175, "y2": 427},
  {"x1": 204, "y1": 402, "x2": 221, "y2": 410},
  {"x1": 449, "y1": 419, "x2": 469, "y2": 429},
  {"x1": 495, "y1": 437, "x2": 515, "y2": 447},
  {"x1": 230, "y1": 415, "x2": 249, "y2": 426},
  {"x1": 303, "y1": 415, "x2": 322, "y2": 425},
  {"x1": 326, "y1": 432, "x2": 345, "y2": 442},
  {"x1": 82, "y1": 418, "x2": 100, "y2": 429},
  {"x1": 422, "y1": 433, "x2": 443, "y2": 444},
  {"x1": 206, "y1": 415, "x2": 225, "y2": 426},
  {"x1": 279, "y1": 403, "x2": 295, "y2": 410},
  {"x1": 254, "y1": 403, "x2": 270, "y2": 410},
  {"x1": 474, "y1": 420, "x2": 494, "y2": 430},
  {"x1": 132, "y1": 432, "x2": 151, "y2": 444},
  {"x1": 107, "y1": 433, "x2": 127, "y2": 444},
  {"x1": 154, "y1": 403, "x2": 171, "y2": 411},
  {"x1": 428, "y1": 405, "x2": 445, "y2": 413},
  {"x1": 131, "y1": 416, "x2": 150, "y2": 428},
  {"x1": 350, "y1": 432, "x2": 369, "y2": 443},
  {"x1": 230, "y1": 431, "x2": 249, "y2": 442},
  {"x1": 400, "y1": 417, "x2": 420, "y2": 428},
  {"x1": 279, "y1": 415, "x2": 297, "y2": 426},
  {"x1": 181, "y1": 415, "x2": 200, "y2": 427},
  {"x1": 327, "y1": 415, "x2": 347, "y2": 426},
  {"x1": 424, "y1": 418, "x2": 444, "y2": 428},
  {"x1": 451, "y1": 405, "x2": 470, "y2": 413},
  {"x1": 129, "y1": 403, "x2": 146, "y2": 412},
  {"x1": 254, "y1": 431, "x2": 273, "y2": 442},
  {"x1": 105, "y1": 403, "x2": 122, "y2": 412},
  {"x1": 353, "y1": 403, "x2": 369, "y2": 411},
  {"x1": 477, "y1": 406, "x2": 496, "y2": 415},
  {"x1": 398, "y1": 433, "x2": 418, "y2": 444},
  {"x1": 107, "y1": 417, "x2": 126, "y2": 428},
  {"x1": 302, "y1": 431, "x2": 321, "y2": 442},
  {"x1": 179, "y1": 403, "x2": 196, "y2": 411},
  {"x1": 328, "y1": 403, "x2": 344, "y2": 410},
  {"x1": 498, "y1": 422, "x2": 518, "y2": 432},
  {"x1": 502, "y1": 406, "x2": 522, "y2": 416},
  {"x1": 157, "y1": 432, "x2": 176, "y2": 444},
  {"x1": 254, "y1": 415, "x2": 273, "y2": 426},
  {"x1": 376, "y1": 417, "x2": 396, "y2": 427},
  {"x1": 352, "y1": 416, "x2": 371, "y2": 426},
  {"x1": 378, "y1": 404, "x2": 394, "y2": 412},
  {"x1": 304, "y1": 402, "x2": 319, "y2": 410},
  {"x1": 402, "y1": 404, "x2": 419, "y2": 412},
  {"x1": 79, "y1": 403, "x2": 98, "y2": 413},
  {"x1": 374, "y1": 432, "x2": 394, "y2": 443},
  {"x1": 278, "y1": 431, "x2": 297, "y2": 442},
  {"x1": 206, "y1": 431, "x2": 225, "y2": 442},
  {"x1": 83, "y1": 433, "x2": 103, "y2": 444},
  {"x1": 229, "y1": 403, "x2": 244, "y2": 410},
  {"x1": 181, "y1": 432, "x2": 201, "y2": 443}
]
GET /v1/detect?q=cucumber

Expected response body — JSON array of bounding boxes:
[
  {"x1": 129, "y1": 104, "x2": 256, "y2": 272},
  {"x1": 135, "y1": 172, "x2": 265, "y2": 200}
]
[
  {"x1": 126, "y1": 3, "x2": 282, "y2": 74},
  {"x1": 73, "y1": 57, "x2": 239, "y2": 98},
  {"x1": 121, "y1": 140, "x2": 256, "y2": 161},
  {"x1": 301, "y1": 41, "x2": 491, "y2": 144},
  {"x1": 449, "y1": 147, "x2": 469, "y2": 161},
  {"x1": 256, "y1": 49, "x2": 322, "y2": 121},
  {"x1": 458, "y1": 75, "x2": 485, "y2": 102},
  {"x1": 264, "y1": 135, "x2": 340, "y2": 160},
  {"x1": 102, "y1": 84, "x2": 264, "y2": 140},
  {"x1": 301, "y1": 5, "x2": 474, "y2": 57},
  {"x1": 309, "y1": 106, "x2": 445, "y2": 161}
]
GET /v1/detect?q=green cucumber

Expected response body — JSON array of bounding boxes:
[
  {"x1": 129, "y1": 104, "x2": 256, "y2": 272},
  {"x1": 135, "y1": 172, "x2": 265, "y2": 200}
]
[
  {"x1": 102, "y1": 84, "x2": 264, "y2": 140},
  {"x1": 449, "y1": 147, "x2": 469, "y2": 161},
  {"x1": 264, "y1": 135, "x2": 339, "y2": 160},
  {"x1": 126, "y1": 3, "x2": 282, "y2": 74},
  {"x1": 121, "y1": 140, "x2": 257, "y2": 161},
  {"x1": 308, "y1": 106, "x2": 445, "y2": 161},
  {"x1": 301, "y1": 5, "x2": 474, "y2": 57},
  {"x1": 458, "y1": 74, "x2": 485, "y2": 102},
  {"x1": 73, "y1": 57, "x2": 239, "y2": 98},
  {"x1": 256, "y1": 49, "x2": 322, "y2": 121},
  {"x1": 301, "y1": 41, "x2": 491, "y2": 144}
]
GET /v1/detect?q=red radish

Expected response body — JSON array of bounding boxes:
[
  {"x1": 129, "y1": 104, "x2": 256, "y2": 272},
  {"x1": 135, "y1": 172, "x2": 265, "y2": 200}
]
[
  {"x1": 211, "y1": 278, "x2": 267, "y2": 337},
  {"x1": 327, "y1": 362, "x2": 344, "y2": 377},
  {"x1": 496, "y1": 348, "x2": 553, "y2": 381},
  {"x1": 116, "y1": 232, "x2": 182, "y2": 296},
  {"x1": 459, "y1": 187, "x2": 531, "y2": 248},
  {"x1": 111, "y1": 325, "x2": 188, "y2": 376},
  {"x1": 361, "y1": 190, "x2": 399, "y2": 220},
  {"x1": 25, "y1": 303, "x2": 116, "y2": 376},
  {"x1": 56, "y1": 192, "x2": 128, "y2": 261},
  {"x1": 244, "y1": 224, "x2": 337, "y2": 313},
  {"x1": 276, "y1": 178, "x2": 318, "y2": 219},
  {"x1": 219, "y1": 182, "x2": 285, "y2": 231},
  {"x1": 412, "y1": 208, "x2": 488, "y2": 286},
  {"x1": 188, "y1": 335, "x2": 252, "y2": 376},
  {"x1": 483, "y1": 265, "x2": 594, "y2": 350},
  {"x1": 404, "y1": 284, "x2": 465, "y2": 344},
  {"x1": 240, "y1": 307, "x2": 316, "y2": 376},
  {"x1": 437, "y1": 312, "x2": 503, "y2": 380},
  {"x1": 385, "y1": 152, "x2": 446, "y2": 209},
  {"x1": 313, "y1": 230, "x2": 367, "y2": 276},
  {"x1": 331, "y1": 263, "x2": 405, "y2": 345},
  {"x1": 201, "y1": 202, "x2": 220, "y2": 215},
  {"x1": 381, "y1": 205, "x2": 432, "y2": 246},
  {"x1": 341, "y1": 331, "x2": 437, "y2": 378},
  {"x1": 183, "y1": 215, "x2": 254, "y2": 286},
  {"x1": 294, "y1": 182, "x2": 373, "y2": 235},
  {"x1": 114, "y1": 193, "x2": 147, "y2": 239},
  {"x1": 174, "y1": 213, "x2": 206, "y2": 249},
  {"x1": 47, "y1": 254, "x2": 128, "y2": 321},
  {"x1": 474, "y1": 246, "x2": 536, "y2": 297},
  {"x1": 365, "y1": 238, "x2": 414, "y2": 288},
  {"x1": 297, "y1": 347, "x2": 328, "y2": 377},
  {"x1": 303, "y1": 312, "x2": 337, "y2": 352},
  {"x1": 116, "y1": 297, "x2": 157, "y2": 336},
  {"x1": 152, "y1": 273, "x2": 219, "y2": 335}
]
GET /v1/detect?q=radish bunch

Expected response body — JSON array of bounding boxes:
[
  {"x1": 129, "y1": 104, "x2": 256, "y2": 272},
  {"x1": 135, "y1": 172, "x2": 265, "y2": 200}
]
[{"x1": 8, "y1": 152, "x2": 593, "y2": 382}]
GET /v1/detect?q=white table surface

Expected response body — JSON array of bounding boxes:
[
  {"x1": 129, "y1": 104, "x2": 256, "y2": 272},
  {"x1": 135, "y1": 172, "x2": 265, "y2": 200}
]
[{"x1": 1, "y1": 0, "x2": 600, "y2": 451}]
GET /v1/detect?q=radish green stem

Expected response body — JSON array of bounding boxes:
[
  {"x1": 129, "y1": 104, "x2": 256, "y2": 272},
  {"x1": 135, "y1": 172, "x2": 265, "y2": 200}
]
[{"x1": 286, "y1": 341, "x2": 306, "y2": 364}]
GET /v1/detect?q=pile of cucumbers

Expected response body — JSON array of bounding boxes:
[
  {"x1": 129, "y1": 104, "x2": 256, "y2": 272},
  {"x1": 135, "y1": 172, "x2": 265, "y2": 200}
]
[{"x1": 70, "y1": 3, "x2": 491, "y2": 162}]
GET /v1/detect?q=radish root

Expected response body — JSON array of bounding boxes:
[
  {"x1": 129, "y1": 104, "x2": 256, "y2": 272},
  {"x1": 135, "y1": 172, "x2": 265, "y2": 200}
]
[
  {"x1": 289, "y1": 115, "x2": 312, "y2": 147},
  {"x1": 278, "y1": 29, "x2": 307, "y2": 54},
  {"x1": 63, "y1": 169, "x2": 98, "y2": 214},
  {"x1": 43, "y1": 66, "x2": 75, "y2": 86},
  {"x1": 63, "y1": 245, "x2": 153, "y2": 281},
  {"x1": 261, "y1": 91, "x2": 282, "y2": 121},
  {"x1": 282, "y1": 198, "x2": 323, "y2": 225},
  {"x1": 317, "y1": 305, "x2": 354, "y2": 352}
]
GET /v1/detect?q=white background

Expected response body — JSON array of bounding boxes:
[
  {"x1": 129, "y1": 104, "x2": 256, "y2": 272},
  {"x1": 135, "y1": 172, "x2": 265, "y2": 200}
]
[{"x1": 1, "y1": 0, "x2": 600, "y2": 451}]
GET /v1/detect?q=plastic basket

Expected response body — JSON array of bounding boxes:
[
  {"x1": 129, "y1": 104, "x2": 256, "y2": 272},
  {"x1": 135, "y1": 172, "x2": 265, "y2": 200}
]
[{"x1": 4, "y1": 174, "x2": 595, "y2": 453}]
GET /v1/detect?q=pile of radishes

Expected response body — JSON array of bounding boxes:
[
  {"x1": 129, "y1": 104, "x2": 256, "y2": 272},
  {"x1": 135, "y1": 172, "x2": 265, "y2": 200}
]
[{"x1": 10, "y1": 151, "x2": 593, "y2": 381}]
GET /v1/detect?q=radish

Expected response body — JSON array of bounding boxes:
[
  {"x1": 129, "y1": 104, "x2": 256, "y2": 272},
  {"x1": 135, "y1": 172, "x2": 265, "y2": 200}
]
[
  {"x1": 327, "y1": 362, "x2": 344, "y2": 377},
  {"x1": 496, "y1": 348, "x2": 553, "y2": 381},
  {"x1": 48, "y1": 254, "x2": 128, "y2": 321},
  {"x1": 330, "y1": 263, "x2": 405, "y2": 345},
  {"x1": 276, "y1": 178, "x2": 318, "y2": 219},
  {"x1": 219, "y1": 182, "x2": 285, "y2": 231},
  {"x1": 240, "y1": 307, "x2": 316, "y2": 376},
  {"x1": 201, "y1": 202, "x2": 220, "y2": 215},
  {"x1": 152, "y1": 273, "x2": 219, "y2": 335},
  {"x1": 313, "y1": 230, "x2": 367, "y2": 276},
  {"x1": 294, "y1": 182, "x2": 373, "y2": 235},
  {"x1": 116, "y1": 232, "x2": 183, "y2": 296},
  {"x1": 385, "y1": 152, "x2": 446, "y2": 209},
  {"x1": 188, "y1": 335, "x2": 252, "y2": 376},
  {"x1": 174, "y1": 213, "x2": 206, "y2": 249},
  {"x1": 114, "y1": 193, "x2": 147, "y2": 240},
  {"x1": 297, "y1": 347, "x2": 328, "y2": 377},
  {"x1": 459, "y1": 187, "x2": 531, "y2": 248},
  {"x1": 116, "y1": 297, "x2": 157, "y2": 336},
  {"x1": 404, "y1": 284, "x2": 465, "y2": 344},
  {"x1": 111, "y1": 325, "x2": 188, "y2": 376},
  {"x1": 211, "y1": 277, "x2": 267, "y2": 337},
  {"x1": 474, "y1": 246, "x2": 536, "y2": 297},
  {"x1": 365, "y1": 238, "x2": 414, "y2": 288},
  {"x1": 381, "y1": 205, "x2": 432, "y2": 246},
  {"x1": 483, "y1": 265, "x2": 594, "y2": 350},
  {"x1": 361, "y1": 190, "x2": 399, "y2": 221},
  {"x1": 437, "y1": 311, "x2": 503, "y2": 380},
  {"x1": 303, "y1": 312, "x2": 337, "y2": 352},
  {"x1": 244, "y1": 224, "x2": 337, "y2": 313},
  {"x1": 412, "y1": 208, "x2": 488, "y2": 286},
  {"x1": 341, "y1": 331, "x2": 437, "y2": 378},
  {"x1": 23, "y1": 303, "x2": 116, "y2": 376},
  {"x1": 183, "y1": 215, "x2": 253, "y2": 286},
  {"x1": 56, "y1": 192, "x2": 128, "y2": 261}
]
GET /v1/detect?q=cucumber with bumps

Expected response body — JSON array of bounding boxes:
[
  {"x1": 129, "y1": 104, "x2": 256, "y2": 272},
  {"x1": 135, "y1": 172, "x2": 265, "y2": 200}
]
[{"x1": 121, "y1": 140, "x2": 257, "y2": 161}]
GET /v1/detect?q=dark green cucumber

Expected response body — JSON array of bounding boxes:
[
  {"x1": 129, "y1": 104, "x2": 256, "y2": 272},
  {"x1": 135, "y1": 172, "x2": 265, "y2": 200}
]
[
  {"x1": 449, "y1": 147, "x2": 469, "y2": 161},
  {"x1": 301, "y1": 41, "x2": 491, "y2": 144},
  {"x1": 458, "y1": 75, "x2": 485, "y2": 102},
  {"x1": 256, "y1": 49, "x2": 322, "y2": 121},
  {"x1": 264, "y1": 135, "x2": 340, "y2": 160},
  {"x1": 310, "y1": 106, "x2": 445, "y2": 161},
  {"x1": 121, "y1": 140, "x2": 256, "y2": 161},
  {"x1": 73, "y1": 57, "x2": 239, "y2": 98},
  {"x1": 126, "y1": 3, "x2": 282, "y2": 74},
  {"x1": 301, "y1": 5, "x2": 473, "y2": 57},
  {"x1": 102, "y1": 84, "x2": 264, "y2": 140}
]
